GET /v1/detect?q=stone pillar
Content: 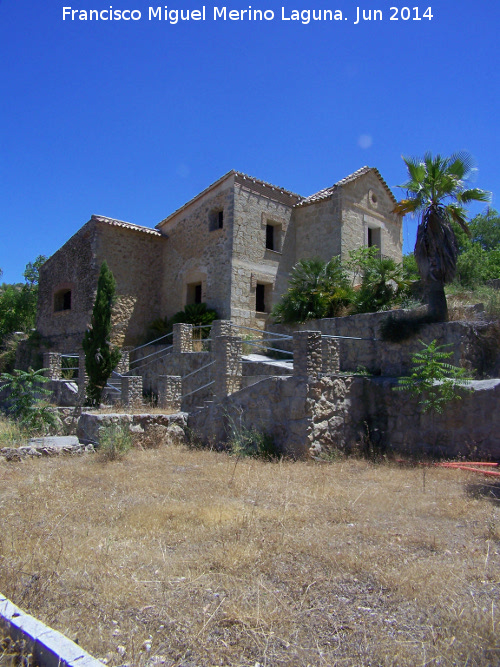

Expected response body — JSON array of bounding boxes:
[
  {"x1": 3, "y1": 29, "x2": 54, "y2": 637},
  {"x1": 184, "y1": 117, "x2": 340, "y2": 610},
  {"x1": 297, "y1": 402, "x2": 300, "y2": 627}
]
[
  {"x1": 43, "y1": 352, "x2": 62, "y2": 380},
  {"x1": 158, "y1": 375, "x2": 182, "y2": 412},
  {"x1": 293, "y1": 331, "x2": 322, "y2": 381},
  {"x1": 115, "y1": 349, "x2": 131, "y2": 374},
  {"x1": 173, "y1": 323, "x2": 193, "y2": 354},
  {"x1": 210, "y1": 320, "x2": 233, "y2": 340},
  {"x1": 78, "y1": 354, "x2": 88, "y2": 395},
  {"x1": 122, "y1": 376, "x2": 143, "y2": 409},
  {"x1": 214, "y1": 335, "x2": 242, "y2": 399},
  {"x1": 322, "y1": 337, "x2": 340, "y2": 375}
]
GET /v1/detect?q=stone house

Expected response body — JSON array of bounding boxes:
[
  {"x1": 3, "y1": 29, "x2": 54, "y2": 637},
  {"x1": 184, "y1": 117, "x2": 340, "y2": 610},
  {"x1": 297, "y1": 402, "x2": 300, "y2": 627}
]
[{"x1": 36, "y1": 167, "x2": 402, "y2": 351}]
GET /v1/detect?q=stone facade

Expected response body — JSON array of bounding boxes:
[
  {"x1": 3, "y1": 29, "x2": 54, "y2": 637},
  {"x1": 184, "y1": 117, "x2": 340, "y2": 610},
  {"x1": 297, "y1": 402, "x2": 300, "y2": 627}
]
[
  {"x1": 37, "y1": 216, "x2": 164, "y2": 352},
  {"x1": 37, "y1": 167, "x2": 402, "y2": 351}
]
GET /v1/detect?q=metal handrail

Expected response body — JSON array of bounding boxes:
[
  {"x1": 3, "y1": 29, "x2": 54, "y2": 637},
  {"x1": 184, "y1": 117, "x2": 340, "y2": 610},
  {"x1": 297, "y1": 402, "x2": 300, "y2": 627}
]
[
  {"x1": 181, "y1": 380, "x2": 215, "y2": 399},
  {"x1": 321, "y1": 334, "x2": 376, "y2": 341},
  {"x1": 130, "y1": 331, "x2": 174, "y2": 352},
  {"x1": 183, "y1": 360, "x2": 215, "y2": 380},
  {"x1": 231, "y1": 325, "x2": 293, "y2": 339},
  {"x1": 129, "y1": 344, "x2": 173, "y2": 366},
  {"x1": 242, "y1": 340, "x2": 293, "y2": 356}
]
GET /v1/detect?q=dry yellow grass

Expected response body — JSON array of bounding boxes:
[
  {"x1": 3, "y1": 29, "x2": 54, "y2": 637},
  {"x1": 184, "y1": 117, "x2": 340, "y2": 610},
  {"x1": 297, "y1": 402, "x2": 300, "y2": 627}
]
[{"x1": 0, "y1": 446, "x2": 499, "y2": 666}]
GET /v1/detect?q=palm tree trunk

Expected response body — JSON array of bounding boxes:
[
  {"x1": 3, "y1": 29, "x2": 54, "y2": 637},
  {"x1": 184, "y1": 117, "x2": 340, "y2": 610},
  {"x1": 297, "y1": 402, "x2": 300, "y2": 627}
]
[{"x1": 425, "y1": 279, "x2": 448, "y2": 322}]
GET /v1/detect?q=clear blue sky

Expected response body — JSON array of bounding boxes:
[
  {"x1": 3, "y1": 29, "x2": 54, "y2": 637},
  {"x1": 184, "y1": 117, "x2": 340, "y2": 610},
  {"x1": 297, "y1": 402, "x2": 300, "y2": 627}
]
[{"x1": 1, "y1": 0, "x2": 499, "y2": 283}]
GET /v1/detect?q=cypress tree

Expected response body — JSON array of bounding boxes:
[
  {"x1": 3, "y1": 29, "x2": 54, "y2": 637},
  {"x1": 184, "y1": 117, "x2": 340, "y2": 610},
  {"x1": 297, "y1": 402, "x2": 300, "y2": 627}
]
[{"x1": 82, "y1": 262, "x2": 121, "y2": 406}]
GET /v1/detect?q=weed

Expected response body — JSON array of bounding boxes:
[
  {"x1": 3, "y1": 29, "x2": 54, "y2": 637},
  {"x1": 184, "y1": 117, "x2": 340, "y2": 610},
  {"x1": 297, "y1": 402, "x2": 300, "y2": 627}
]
[
  {"x1": 394, "y1": 339, "x2": 473, "y2": 413},
  {"x1": 97, "y1": 423, "x2": 132, "y2": 461},
  {"x1": 225, "y1": 410, "x2": 279, "y2": 460}
]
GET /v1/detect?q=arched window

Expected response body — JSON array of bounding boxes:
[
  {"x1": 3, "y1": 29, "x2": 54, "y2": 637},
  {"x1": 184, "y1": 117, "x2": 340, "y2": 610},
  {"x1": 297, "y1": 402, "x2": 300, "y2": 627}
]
[{"x1": 54, "y1": 288, "x2": 72, "y2": 312}]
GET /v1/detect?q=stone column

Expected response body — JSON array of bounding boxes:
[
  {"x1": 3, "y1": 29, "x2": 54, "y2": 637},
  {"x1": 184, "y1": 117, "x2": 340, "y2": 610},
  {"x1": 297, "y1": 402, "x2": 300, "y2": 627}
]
[
  {"x1": 322, "y1": 337, "x2": 340, "y2": 375},
  {"x1": 210, "y1": 320, "x2": 233, "y2": 340},
  {"x1": 293, "y1": 331, "x2": 322, "y2": 381},
  {"x1": 115, "y1": 349, "x2": 131, "y2": 374},
  {"x1": 43, "y1": 352, "x2": 62, "y2": 380},
  {"x1": 158, "y1": 375, "x2": 182, "y2": 412},
  {"x1": 122, "y1": 376, "x2": 143, "y2": 409},
  {"x1": 173, "y1": 323, "x2": 193, "y2": 354},
  {"x1": 214, "y1": 335, "x2": 242, "y2": 399},
  {"x1": 78, "y1": 354, "x2": 88, "y2": 396}
]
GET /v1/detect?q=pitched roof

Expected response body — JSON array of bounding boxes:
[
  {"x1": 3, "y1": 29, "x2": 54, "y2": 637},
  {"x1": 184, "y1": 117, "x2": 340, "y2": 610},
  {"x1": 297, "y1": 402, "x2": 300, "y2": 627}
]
[
  {"x1": 157, "y1": 170, "x2": 301, "y2": 228},
  {"x1": 295, "y1": 166, "x2": 397, "y2": 207},
  {"x1": 92, "y1": 214, "x2": 162, "y2": 237}
]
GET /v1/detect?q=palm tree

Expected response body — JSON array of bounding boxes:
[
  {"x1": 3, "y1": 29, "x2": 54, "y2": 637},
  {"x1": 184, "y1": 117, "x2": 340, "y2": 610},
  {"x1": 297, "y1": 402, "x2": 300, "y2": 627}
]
[{"x1": 395, "y1": 152, "x2": 490, "y2": 321}]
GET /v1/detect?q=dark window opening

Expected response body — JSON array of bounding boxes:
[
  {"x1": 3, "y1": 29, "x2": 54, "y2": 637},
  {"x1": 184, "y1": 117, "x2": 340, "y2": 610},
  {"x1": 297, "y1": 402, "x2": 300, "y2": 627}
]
[
  {"x1": 54, "y1": 289, "x2": 72, "y2": 312},
  {"x1": 187, "y1": 282, "x2": 203, "y2": 305},
  {"x1": 367, "y1": 227, "x2": 381, "y2": 256},
  {"x1": 256, "y1": 284, "x2": 266, "y2": 313},
  {"x1": 209, "y1": 209, "x2": 224, "y2": 231},
  {"x1": 266, "y1": 224, "x2": 274, "y2": 250}
]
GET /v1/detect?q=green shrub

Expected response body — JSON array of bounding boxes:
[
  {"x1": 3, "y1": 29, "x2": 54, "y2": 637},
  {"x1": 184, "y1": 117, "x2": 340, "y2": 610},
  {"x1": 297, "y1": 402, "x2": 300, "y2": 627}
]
[
  {"x1": 272, "y1": 257, "x2": 353, "y2": 324},
  {"x1": 394, "y1": 340, "x2": 473, "y2": 413},
  {"x1": 98, "y1": 423, "x2": 132, "y2": 461},
  {"x1": 0, "y1": 367, "x2": 60, "y2": 435}
]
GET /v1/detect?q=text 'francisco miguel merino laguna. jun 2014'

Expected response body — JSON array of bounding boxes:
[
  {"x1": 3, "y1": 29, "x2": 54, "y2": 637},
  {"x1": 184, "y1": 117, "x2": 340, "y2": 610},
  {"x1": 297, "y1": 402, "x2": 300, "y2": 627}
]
[{"x1": 62, "y1": 6, "x2": 434, "y2": 25}]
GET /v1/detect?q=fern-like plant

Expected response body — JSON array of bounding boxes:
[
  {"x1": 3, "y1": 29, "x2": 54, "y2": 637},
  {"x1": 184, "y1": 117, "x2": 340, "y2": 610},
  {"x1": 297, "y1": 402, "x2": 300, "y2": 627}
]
[{"x1": 394, "y1": 339, "x2": 472, "y2": 413}]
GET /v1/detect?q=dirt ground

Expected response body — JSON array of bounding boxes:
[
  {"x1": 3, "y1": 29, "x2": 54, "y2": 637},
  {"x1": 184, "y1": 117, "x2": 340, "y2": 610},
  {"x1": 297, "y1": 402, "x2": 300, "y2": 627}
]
[{"x1": 0, "y1": 446, "x2": 499, "y2": 666}]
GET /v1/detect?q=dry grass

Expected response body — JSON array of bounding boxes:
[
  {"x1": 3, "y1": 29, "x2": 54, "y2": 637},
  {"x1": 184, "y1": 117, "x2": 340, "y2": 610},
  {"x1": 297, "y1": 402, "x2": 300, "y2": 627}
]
[{"x1": 0, "y1": 447, "x2": 499, "y2": 666}]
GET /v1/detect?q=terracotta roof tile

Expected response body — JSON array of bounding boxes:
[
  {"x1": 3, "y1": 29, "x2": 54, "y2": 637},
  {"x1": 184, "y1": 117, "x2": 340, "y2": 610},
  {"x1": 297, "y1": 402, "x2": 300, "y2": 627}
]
[
  {"x1": 92, "y1": 215, "x2": 162, "y2": 236},
  {"x1": 295, "y1": 166, "x2": 397, "y2": 207}
]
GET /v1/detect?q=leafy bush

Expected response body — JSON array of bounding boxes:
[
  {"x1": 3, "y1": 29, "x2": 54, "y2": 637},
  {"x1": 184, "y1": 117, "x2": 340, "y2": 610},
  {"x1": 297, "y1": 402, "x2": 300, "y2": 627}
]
[
  {"x1": 145, "y1": 303, "x2": 219, "y2": 343},
  {"x1": 352, "y1": 255, "x2": 409, "y2": 314},
  {"x1": 0, "y1": 367, "x2": 61, "y2": 434},
  {"x1": 394, "y1": 340, "x2": 473, "y2": 413},
  {"x1": 97, "y1": 423, "x2": 132, "y2": 461},
  {"x1": 272, "y1": 257, "x2": 353, "y2": 324}
]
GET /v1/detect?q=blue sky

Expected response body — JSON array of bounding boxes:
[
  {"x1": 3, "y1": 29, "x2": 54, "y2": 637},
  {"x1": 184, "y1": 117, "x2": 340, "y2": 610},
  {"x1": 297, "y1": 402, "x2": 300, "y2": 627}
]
[{"x1": 1, "y1": 0, "x2": 499, "y2": 283}]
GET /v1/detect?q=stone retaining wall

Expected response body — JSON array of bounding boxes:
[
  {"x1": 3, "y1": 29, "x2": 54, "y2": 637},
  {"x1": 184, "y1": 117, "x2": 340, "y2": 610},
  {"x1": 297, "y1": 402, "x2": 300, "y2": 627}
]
[{"x1": 269, "y1": 310, "x2": 500, "y2": 377}]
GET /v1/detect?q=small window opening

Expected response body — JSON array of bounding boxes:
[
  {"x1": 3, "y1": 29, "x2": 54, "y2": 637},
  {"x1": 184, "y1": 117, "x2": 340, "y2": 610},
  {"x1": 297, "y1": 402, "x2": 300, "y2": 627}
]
[
  {"x1": 266, "y1": 224, "x2": 274, "y2": 250},
  {"x1": 367, "y1": 227, "x2": 381, "y2": 255},
  {"x1": 256, "y1": 284, "x2": 266, "y2": 313},
  {"x1": 209, "y1": 209, "x2": 224, "y2": 231},
  {"x1": 187, "y1": 282, "x2": 203, "y2": 305},
  {"x1": 54, "y1": 289, "x2": 72, "y2": 312}
]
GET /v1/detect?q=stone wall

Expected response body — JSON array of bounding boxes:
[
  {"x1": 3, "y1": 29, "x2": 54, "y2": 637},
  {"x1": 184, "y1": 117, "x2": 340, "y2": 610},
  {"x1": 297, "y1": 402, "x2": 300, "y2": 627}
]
[
  {"x1": 158, "y1": 179, "x2": 235, "y2": 321},
  {"x1": 326, "y1": 376, "x2": 500, "y2": 460},
  {"x1": 36, "y1": 217, "x2": 165, "y2": 352},
  {"x1": 340, "y1": 171, "x2": 402, "y2": 263},
  {"x1": 231, "y1": 176, "x2": 297, "y2": 328},
  {"x1": 293, "y1": 193, "x2": 342, "y2": 264},
  {"x1": 269, "y1": 310, "x2": 500, "y2": 378},
  {"x1": 188, "y1": 372, "x2": 500, "y2": 460},
  {"x1": 97, "y1": 223, "x2": 164, "y2": 346},
  {"x1": 37, "y1": 220, "x2": 99, "y2": 353}
]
